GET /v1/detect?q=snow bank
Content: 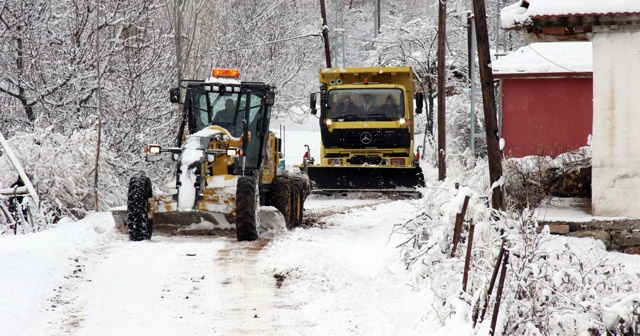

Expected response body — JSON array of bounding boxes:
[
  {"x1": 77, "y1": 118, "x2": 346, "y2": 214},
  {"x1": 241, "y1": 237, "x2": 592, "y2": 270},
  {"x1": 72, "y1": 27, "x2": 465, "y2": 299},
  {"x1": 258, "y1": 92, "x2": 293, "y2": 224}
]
[{"x1": 0, "y1": 213, "x2": 116, "y2": 336}]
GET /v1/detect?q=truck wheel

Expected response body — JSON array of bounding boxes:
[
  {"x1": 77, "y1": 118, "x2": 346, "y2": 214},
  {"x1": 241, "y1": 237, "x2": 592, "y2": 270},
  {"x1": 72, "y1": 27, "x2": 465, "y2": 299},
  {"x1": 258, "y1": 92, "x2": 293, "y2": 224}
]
[
  {"x1": 236, "y1": 176, "x2": 259, "y2": 241},
  {"x1": 268, "y1": 176, "x2": 294, "y2": 229},
  {"x1": 127, "y1": 175, "x2": 153, "y2": 241}
]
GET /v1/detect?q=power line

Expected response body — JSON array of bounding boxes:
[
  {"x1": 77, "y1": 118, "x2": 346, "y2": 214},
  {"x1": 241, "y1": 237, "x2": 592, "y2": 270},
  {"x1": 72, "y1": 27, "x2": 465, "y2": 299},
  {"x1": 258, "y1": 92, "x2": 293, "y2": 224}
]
[
  {"x1": 527, "y1": 45, "x2": 582, "y2": 73},
  {"x1": 190, "y1": 32, "x2": 323, "y2": 57}
]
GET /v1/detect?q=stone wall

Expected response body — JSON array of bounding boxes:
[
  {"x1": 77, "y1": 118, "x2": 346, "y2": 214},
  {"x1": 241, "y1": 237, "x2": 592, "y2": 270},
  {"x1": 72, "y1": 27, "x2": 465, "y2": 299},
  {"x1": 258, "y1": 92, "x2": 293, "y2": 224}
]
[{"x1": 544, "y1": 219, "x2": 640, "y2": 254}]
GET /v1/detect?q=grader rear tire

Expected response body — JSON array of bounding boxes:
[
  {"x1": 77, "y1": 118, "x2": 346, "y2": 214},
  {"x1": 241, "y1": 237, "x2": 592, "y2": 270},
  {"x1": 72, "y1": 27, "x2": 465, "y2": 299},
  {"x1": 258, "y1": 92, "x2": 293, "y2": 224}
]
[
  {"x1": 291, "y1": 176, "x2": 305, "y2": 228},
  {"x1": 236, "y1": 176, "x2": 259, "y2": 241},
  {"x1": 127, "y1": 175, "x2": 153, "y2": 241},
  {"x1": 268, "y1": 176, "x2": 295, "y2": 230}
]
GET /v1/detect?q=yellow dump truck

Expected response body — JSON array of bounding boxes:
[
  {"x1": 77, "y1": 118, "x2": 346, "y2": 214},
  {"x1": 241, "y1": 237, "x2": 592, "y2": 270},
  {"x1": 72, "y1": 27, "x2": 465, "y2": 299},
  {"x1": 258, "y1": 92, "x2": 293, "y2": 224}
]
[{"x1": 302, "y1": 66, "x2": 425, "y2": 194}]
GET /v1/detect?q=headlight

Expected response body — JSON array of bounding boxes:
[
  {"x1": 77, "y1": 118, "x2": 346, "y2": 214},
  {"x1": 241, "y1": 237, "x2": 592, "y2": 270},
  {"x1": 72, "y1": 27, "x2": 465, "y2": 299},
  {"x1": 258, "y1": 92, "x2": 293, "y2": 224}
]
[
  {"x1": 226, "y1": 148, "x2": 244, "y2": 157},
  {"x1": 398, "y1": 118, "x2": 406, "y2": 126},
  {"x1": 390, "y1": 158, "x2": 404, "y2": 166},
  {"x1": 325, "y1": 119, "x2": 333, "y2": 126},
  {"x1": 145, "y1": 145, "x2": 162, "y2": 155}
]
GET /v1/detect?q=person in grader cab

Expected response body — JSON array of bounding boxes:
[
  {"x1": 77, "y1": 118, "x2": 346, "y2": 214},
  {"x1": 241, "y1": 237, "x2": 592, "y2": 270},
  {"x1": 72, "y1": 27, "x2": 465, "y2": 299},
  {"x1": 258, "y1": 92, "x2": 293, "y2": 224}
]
[{"x1": 213, "y1": 99, "x2": 235, "y2": 126}]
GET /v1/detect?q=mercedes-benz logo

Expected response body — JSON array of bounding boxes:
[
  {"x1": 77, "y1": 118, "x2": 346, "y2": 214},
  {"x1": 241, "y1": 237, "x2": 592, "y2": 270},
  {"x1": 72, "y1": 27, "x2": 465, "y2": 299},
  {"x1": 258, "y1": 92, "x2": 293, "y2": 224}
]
[{"x1": 360, "y1": 132, "x2": 372, "y2": 144}]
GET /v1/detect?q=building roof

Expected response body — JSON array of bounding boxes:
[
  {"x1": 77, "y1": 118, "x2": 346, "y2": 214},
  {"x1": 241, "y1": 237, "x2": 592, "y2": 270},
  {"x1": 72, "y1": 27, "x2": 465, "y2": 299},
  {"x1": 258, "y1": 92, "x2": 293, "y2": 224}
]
[
  {"x1": 502, "y1": 0, "x2": 640, "y2": 29},
  {"x1": 492, "y1": 42, "x2": 592, "y2": 76}
]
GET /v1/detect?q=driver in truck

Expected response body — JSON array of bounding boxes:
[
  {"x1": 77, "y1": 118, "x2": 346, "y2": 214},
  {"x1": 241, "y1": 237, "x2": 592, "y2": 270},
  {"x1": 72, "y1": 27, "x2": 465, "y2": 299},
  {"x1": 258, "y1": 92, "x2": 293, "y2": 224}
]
[
  {"x1": 333, "y1": 95, "x2": 361, "y2": 116},
  {"x1": 377, "y1": 95, "x2": 401, "y2": 117}
]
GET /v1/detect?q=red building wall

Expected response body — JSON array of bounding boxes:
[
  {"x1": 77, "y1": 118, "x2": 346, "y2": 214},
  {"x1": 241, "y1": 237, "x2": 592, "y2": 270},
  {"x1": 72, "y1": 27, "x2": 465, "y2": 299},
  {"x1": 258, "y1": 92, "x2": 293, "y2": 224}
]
[{"x1": 499, "y1": 76, "x2": 593, "y2": 158}]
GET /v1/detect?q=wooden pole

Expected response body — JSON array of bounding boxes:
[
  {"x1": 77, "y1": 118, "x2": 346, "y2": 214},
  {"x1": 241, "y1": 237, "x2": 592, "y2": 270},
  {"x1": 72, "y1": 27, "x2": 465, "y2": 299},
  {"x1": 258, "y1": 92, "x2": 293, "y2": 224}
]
[
  {"x1": 462, "y1": 218, "x2": 475, "y2": 292},
  {"x1": 472, "y1": 0, "x2": 503, "y2": 210},
  {"x1": 437, "y1": 0, "x2": 447, "y2": 181},
  {"x1": 320, "y1": 0, "x2": 332, "y2": 68},
  {"x1": 93, "y1": 0, "x2": 102, "y2": 212}
]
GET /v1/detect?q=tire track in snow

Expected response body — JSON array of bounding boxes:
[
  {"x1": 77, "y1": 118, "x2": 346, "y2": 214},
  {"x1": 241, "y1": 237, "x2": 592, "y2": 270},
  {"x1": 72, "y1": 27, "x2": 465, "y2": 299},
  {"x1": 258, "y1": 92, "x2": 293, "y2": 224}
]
[
  {"x1": 47, "y1": 236, "x2": 227, "y2": 336},
  {"x1": 46, "y1": 233, "x2": 318, "y2": 336},
  {"x1": 213, "y1": 238, "x2": 317, "y2": 335}
]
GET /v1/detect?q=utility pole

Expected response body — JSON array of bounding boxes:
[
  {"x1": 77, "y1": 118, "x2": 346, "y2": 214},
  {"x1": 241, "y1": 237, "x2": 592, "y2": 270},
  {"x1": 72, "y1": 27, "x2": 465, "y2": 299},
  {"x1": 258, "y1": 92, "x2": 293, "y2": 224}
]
[
  {"x1": 336, "y1": 0, "x2": 345, "y2": 66},
  {"x1": 320, "y1": 0, "x2": 332, "y2": 68},
  {"x1": 472, "y1": 0, "x2": 504, "y2": 210},
  {"x1": 374, "y1": 0, "x2": 380, "y2": 37},
  {"x1": 94, "y1": 0, "x2": 102, "y2": 212},
  {"x1": 437, "y1": 0, "x2": 447, "y2": 181}
]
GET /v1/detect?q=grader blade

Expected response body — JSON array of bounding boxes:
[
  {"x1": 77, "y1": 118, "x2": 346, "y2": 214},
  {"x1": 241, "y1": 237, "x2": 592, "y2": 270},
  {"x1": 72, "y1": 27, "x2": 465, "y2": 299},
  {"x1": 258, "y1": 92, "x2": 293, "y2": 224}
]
[{"x1": 151, "y1": 211, "x2": 236, "y2": 236}]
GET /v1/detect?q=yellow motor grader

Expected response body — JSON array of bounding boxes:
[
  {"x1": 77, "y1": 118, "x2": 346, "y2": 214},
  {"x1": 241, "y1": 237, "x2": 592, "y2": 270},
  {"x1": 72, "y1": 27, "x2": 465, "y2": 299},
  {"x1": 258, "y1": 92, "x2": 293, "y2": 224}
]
[{"x1": 113, "y1": 68, "x2": 309, "y2": 241}]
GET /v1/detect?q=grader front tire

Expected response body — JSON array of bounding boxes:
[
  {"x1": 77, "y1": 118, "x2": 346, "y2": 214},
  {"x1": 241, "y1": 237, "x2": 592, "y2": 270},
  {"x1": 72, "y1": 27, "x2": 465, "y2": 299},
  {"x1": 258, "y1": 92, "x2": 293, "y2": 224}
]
[
  {"x1": 236, "y1": 176, "x2": 259, "y2": 241},
  {"x1": 127, "y1": 175, "x2": 153, "y2": 241}
]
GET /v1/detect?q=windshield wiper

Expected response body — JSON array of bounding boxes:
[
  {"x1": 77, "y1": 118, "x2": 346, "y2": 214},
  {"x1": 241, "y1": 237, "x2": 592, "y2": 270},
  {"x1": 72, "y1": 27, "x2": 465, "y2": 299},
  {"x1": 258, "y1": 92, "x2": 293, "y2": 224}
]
[
  {"x1": 331, "y1": 114, "x2": 362, "y2": 121},
  {"x1": 364, "y1": 113, "x2": 395, "y2": 121}
]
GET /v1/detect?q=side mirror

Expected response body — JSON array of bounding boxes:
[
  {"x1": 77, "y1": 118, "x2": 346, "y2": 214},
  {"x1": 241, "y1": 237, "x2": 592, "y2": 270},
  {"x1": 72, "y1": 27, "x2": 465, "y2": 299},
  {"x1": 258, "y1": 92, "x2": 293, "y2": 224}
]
[
  {"x1": 310, "y1": 93, "x2": 317, "y2": 115},
  {"x1": 414, "y1": 92, "x2": 424, "y2": 114},
  {"x1": 169, "y1": 88, "x2": 180, "y2": 103},
  {"x1": 264, "y1": 91, "x2": 275, "y2": 107}
]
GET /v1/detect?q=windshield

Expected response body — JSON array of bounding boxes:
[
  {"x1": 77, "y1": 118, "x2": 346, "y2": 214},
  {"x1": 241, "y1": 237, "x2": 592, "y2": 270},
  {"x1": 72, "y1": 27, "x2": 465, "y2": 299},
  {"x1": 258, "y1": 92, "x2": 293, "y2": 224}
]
[
  {"x1": 327, "y1": 88, "x2": 404, "y2": 121},
  {"x1": 185, "y1": 88, "x2": 267, "y2": 169},
  {"x1": 187, "y1": 90, "x2": 264, "y2": 138}
]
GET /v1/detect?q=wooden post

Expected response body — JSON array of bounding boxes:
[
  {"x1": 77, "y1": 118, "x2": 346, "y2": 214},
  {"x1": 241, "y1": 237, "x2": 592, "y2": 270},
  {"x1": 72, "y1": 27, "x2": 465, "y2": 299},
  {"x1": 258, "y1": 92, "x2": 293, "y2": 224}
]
[
  {"x1": 320, "y1": 0, "x2": 332, "y2": 68},
  {"x1": 490, "y1": 249, "x2": 509, "y2": 336},
  {"x1": 472, "y1": 0, "x2": 503, "y2": 210},
  {"x1": 451, "y1": 195, "x2": 470, "y2": 258},
  {"x1": 437, "y1": 0, "x2": 447, "y2": 181},
  {"x1": 462, "y1": 219, "x2": 475, "y2": 292},
  {"x1": 476, "y1": 241, "x2": 505, "y2": 326}
]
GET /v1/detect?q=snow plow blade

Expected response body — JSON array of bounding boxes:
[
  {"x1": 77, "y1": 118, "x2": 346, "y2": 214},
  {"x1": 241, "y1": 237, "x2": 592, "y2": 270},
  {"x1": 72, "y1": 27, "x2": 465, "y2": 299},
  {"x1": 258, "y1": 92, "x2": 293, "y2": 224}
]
[
  {"x1": 305, "y1": 165, "x2": 424, "y2": 196},
  {"x1": 151, "y1": 211, "x2": 236, "y2": 236},
  {"x1": 110, "y1": 209, "x2": 236, "y2": 236},
  {"x1": 111, "y1": 207, "x2": 287, "y2": 236}
]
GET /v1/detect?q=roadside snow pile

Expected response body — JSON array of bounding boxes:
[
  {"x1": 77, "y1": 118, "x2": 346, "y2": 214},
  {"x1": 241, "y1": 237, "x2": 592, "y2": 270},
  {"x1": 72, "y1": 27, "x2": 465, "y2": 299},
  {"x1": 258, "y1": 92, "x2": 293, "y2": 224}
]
[
  {"x1": 0, "y1": 213, "x2": 116, "y2": 336},
  {"x1": 400, "y1": 157, "x2": 640, "y2": 335}
]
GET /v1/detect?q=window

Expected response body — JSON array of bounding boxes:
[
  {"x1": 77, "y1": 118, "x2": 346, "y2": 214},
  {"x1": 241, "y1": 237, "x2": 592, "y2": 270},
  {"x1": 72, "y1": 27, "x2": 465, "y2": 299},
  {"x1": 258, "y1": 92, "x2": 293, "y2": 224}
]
[{"x1": 327, "y1": 88, "x2": 404, "y2": 121}]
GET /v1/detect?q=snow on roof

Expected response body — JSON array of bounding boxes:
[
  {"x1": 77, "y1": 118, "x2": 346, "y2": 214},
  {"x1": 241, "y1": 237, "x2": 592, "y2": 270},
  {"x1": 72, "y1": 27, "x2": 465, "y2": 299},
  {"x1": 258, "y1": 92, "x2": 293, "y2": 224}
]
[
  {"x1": 501, "y1": 0, "x2": 640, "y2": 28},
  {"x1": 492, "y1": 42, "x2": 592, "y2": 75}
]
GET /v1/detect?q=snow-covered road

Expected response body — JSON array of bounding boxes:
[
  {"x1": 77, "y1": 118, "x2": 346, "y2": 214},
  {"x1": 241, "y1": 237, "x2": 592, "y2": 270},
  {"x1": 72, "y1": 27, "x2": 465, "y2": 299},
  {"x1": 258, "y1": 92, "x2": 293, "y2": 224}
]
[
  {"x1": 48, "y1": 235, "x2": 315, "y2": 336},
  {"x1": 8, "y1": 195, "x2": 432, "y2": 336}
]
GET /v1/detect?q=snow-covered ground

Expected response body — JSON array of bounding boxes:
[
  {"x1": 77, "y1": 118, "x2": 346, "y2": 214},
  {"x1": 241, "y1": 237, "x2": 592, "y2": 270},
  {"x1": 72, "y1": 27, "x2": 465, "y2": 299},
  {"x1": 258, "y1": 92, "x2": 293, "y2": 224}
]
[
  {"x1": 0, "y1": 193, "x2": 433, "y2": 335},
  {"x1": 2, "y1": 119, "x2": 640, "y2": 335}
]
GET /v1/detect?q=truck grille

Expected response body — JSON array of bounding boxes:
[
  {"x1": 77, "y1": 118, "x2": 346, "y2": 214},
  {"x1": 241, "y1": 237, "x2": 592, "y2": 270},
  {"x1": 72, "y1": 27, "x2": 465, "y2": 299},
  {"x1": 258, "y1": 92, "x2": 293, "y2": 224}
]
[{"x1": 322, "y1": 128, "x2": 410, "y2": 149}]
